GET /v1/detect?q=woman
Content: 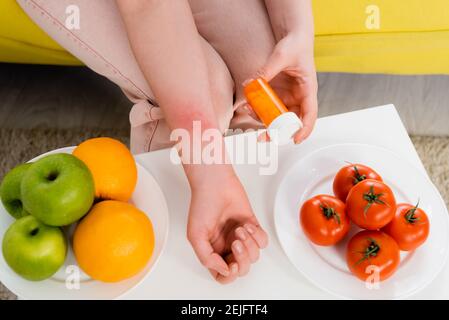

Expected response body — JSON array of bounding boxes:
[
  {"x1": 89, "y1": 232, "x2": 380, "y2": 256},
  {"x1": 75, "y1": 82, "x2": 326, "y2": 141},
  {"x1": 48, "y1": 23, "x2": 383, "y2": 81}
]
[{"x1": 18, "y1": 0, "x2": 318, "y2": 284}]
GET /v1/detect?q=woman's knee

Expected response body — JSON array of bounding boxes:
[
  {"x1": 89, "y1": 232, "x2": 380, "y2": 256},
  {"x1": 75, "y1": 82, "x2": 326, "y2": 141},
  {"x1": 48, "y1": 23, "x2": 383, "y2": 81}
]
[{"x1": 202, "y1": 39, "x2": 235, "y2": 133}]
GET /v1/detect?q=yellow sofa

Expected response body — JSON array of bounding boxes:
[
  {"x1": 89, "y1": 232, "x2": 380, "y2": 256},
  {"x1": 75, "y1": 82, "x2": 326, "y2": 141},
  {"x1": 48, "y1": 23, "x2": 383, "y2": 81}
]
[{"x1": 2, "y1": 0, "x2": 449, "y2": 74}]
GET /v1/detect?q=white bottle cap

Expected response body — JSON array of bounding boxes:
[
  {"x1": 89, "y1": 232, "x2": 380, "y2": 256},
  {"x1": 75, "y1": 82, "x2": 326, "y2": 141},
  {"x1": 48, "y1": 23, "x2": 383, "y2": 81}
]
[{"x1": 267, "y1": 112, "x2": 303, "y2": 145}]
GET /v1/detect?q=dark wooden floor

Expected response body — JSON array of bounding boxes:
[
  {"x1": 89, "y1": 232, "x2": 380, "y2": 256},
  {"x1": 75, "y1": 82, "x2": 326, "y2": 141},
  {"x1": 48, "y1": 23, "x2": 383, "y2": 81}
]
[
  {"x1": 0, "y1": 63, "x2": 132, "y2": 130},
  {"x1": 1, "y1": 63, "x2": 449, "y2": 136}
]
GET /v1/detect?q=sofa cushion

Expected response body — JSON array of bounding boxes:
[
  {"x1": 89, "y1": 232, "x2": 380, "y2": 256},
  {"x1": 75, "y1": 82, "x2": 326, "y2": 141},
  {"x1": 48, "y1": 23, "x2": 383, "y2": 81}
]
[
  {"x1": 312, "y1": 0, "x2": 449, "y2": 74},
  {"x1": 3, "y1": 0, "x2": 449, "y2": 74},
  {"x1": 315, "y1": 30, "x2": 449, "y2": 74},
  {"x1": 0, "y1": 0, "x2": 80, "y2": 64},
  {"x1": 313, "y1": 0, "x2": 449, "y2": 35}
]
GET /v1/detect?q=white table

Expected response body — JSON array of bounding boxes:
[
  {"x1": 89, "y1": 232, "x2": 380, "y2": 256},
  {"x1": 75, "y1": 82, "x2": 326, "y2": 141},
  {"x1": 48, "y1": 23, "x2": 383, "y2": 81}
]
[{"x1": 126, "y1": 105, "x2": 448, "y2": 299}]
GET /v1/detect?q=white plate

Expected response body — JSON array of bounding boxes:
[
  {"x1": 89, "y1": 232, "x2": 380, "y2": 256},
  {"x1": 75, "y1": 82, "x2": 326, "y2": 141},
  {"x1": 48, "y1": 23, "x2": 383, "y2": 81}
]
[
  {"x1": 0, "y1": 147, "x2": 169, "y2": 299},
  {"x1": 274, "y1": 143, "x2": 449, "y2": 299}
]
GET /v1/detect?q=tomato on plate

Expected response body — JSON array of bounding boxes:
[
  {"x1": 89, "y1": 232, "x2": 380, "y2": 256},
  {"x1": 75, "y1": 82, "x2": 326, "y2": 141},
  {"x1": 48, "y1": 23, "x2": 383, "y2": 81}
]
[
  {"x1": 346, "y1": 179, "x2": 396, "y2": 230},
  {"x1": 347, "y1": 230, "x2": 400, "y2": 282},
  {"x1": 300, "y1": 195, "x2": 350, "y2": 246},
  {"x1": 333, "y1": 164, "x2": 382, "y2": 202},
  {"x1": 383, "y1": 202, "x2": 430, "y2": 251}
]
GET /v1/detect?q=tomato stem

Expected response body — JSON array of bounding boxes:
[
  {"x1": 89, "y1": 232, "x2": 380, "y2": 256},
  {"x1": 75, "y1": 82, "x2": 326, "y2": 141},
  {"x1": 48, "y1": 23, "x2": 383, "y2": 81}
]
[
  {"x1": 354, "y1": 238, "x2": 380, "y2": 266},
  {"x1": 319, "y1": 203, "x2": 341, "y2": 225},
  {"x1": 362, "y1": 186, "x2": 386, "y2": 216},
  {"x1": 352, "y1": 166, "x2": 367, "y2": 185},
  {"x1": 404, "y1": 201, "x2": 420, "y2": 224}
]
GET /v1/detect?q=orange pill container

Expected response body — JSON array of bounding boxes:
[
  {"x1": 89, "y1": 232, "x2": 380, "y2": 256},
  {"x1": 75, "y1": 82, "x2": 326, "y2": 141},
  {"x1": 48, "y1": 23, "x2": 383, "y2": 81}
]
[{"x1": 244, "y1": 78, "x2": 302, "y2": 144}]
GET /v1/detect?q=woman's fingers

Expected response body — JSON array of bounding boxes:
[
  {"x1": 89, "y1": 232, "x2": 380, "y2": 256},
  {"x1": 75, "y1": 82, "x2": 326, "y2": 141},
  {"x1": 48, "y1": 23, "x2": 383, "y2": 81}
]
[
  {"x1": 216, "y1": 224, "x2": 268, "y2": 283},
  {"x1": 214, "y1": 262, "x2": 239, "y2": 285},
  {"x1": 257, "y1": 131, "x2": 270, "y2": 142},
  {"x1": 235, "y1": 227, "x2": 260, "y2": 262},
  {"x1": 256, "y1": 42, "x2": 291, "y2": 82},
  {"x1": 242, "y1": 103, "x2": 259, "y2": 120},
  {"x1": 188, "y1": 234, "x2": 230, "y2": 277},
  {"x1": 231, "y1": 239, "x2": 251, "y2": 276},
  {"x1": 293, "y1": 94, "x2": 318, "y2": 144},
  {"x1": 244, "y1": 223, "x2": 269, "y2": 249},
  {"x1": 190, "y1": 222, "x2": 269, "y2": 283}
]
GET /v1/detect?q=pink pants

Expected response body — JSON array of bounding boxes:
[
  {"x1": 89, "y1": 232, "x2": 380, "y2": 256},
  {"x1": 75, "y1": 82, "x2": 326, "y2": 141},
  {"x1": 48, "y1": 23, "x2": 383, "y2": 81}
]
[{"x1": 18, "y1": 0, "x2": 277, "y2": 153}]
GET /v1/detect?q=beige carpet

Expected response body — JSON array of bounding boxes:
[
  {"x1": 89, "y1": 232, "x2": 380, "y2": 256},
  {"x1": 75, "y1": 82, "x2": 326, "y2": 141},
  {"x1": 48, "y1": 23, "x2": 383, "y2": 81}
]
[{"x1": 0, "y1": 129, "x2": 448, "y2": 300}]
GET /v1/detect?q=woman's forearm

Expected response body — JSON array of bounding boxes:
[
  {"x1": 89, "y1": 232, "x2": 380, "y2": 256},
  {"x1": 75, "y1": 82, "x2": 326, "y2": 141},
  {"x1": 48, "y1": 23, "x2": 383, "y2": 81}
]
[
  {"x1": 117, "y1": 0, "x2": 233, "y2": 186},
  {"x1": 117, "y1": 0, "x2": 218, "y2": 132},
  {"x1": 264, "y1": 0, "x2": 314, "y2": 40}
]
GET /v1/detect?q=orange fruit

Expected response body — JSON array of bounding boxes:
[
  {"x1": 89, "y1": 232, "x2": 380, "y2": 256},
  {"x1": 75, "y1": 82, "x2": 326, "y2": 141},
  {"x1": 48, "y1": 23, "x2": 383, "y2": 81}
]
[
  {"x1": 73, "y1": 137, "x2": 137, "y2": 202},
  {"x1": 73, "y1": 200, "x2": 154, "y2": 283}
]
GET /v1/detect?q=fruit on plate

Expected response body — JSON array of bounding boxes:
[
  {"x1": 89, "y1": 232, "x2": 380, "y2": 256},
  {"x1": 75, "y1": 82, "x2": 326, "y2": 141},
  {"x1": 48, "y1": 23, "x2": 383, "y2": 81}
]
[
  {"x1": 21, "y1": 153, "x2": 95, "y2": 226},
  {"x1": 333, "y1": 164, "x2": 382, "y2": 202},
  {"x1": 73, "y1": 200, "x2": 154, "y2": 282},
  {"x1": 346, "y1": 179, "x2": 396, "y2": 230},
  {"x1": 346, "y1": 230, "x2": 400, "y2": 282},
  {"x1": 73, "y1": 137, "x2": 137, "y2": 202},
  {"x1": 0, "y1": 163, "x2": 32, "y2": 219},
  {"x1": 383, "y1": 202, "x2": 430, "y2": 251},
  {"x1": 300, "y1": 194, "x2": 350, "y2": 246},
  {"x1": 2, "y1": 215, "x2": 67, "y2": 281}
]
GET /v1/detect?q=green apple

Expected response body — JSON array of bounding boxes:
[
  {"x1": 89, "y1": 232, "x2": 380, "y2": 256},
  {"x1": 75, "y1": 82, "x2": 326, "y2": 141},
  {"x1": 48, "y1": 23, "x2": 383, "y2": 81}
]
[
  {"x1": 0, "y1": 163, "x2": 32, "y2": 219},
  {"x1": 2, "y1": 215, "x2": 67, "y2": 281},
  {"x1": 21, "y1": 153, "x2": 95, "y2": 226}
]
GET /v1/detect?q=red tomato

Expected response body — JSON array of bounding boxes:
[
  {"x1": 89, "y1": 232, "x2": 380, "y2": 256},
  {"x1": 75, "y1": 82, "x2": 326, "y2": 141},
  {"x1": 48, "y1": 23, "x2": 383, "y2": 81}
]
[
  {"x1": 300, "y1": 195, "x2": 350, "y2": 246},
  {"x1": 346, "y1": 179, "x2": 396, "y2": 230},
  {"x1": 382, "y1": 202, "x2": 430, "y2": 251},
  {"x1": 333, "y1": 164, "x2": 382, "y2": 202},
  {"x1": 347, "y1": 230, "x2": 400, "y2": 282}
]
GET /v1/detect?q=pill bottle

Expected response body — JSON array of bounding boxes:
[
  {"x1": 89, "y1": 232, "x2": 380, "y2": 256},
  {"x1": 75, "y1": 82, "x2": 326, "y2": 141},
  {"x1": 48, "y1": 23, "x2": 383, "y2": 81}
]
[{"x1": 244, "y1": 78, "x2": 302, "y2": 145}]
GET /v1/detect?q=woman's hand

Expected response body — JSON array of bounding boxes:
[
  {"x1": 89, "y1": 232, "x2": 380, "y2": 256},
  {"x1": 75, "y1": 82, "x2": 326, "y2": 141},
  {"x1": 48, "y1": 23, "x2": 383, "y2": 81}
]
[
  {"x1": 252, "y1": 32, "x2": 318, "y2": 144},
  {"x1": 187, "y1": 168, "x2": 268, "y2": 284}
]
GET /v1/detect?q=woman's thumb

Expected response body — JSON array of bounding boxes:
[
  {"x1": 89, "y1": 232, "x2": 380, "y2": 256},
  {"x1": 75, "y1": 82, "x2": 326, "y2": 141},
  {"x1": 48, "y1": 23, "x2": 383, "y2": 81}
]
[{"x1": 257, "y1": 48, "x2": 289, "y2": 82}]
